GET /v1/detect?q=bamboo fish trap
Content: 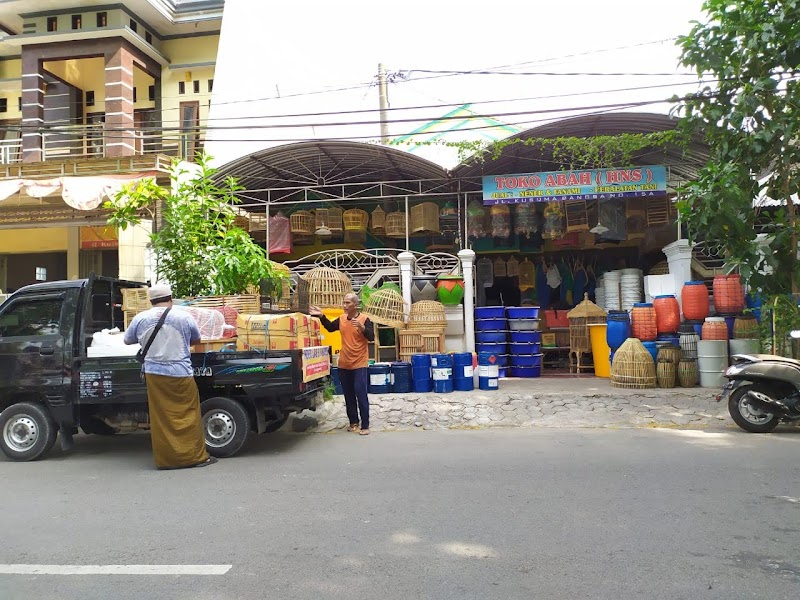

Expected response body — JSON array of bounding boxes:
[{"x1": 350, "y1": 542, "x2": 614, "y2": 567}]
[
  {"x1": 363, "y1": 288, "x2": 406, "y2": 329},
  {"x1": 407, "y1": 300, "x2": 447, "y2": 331},
  {"x1": 610, "y1": 337, "x2": 657, "y2": 389}
]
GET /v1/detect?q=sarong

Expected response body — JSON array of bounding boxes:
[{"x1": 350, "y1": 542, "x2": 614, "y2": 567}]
[{"x1": 145, "y1": 374, "x2": 209, "y2": 469}]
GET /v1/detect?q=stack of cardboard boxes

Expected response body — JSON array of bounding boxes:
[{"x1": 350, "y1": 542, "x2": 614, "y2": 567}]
[{"x1": 236, "y1": 313, "x2": 323, "y2": 351}]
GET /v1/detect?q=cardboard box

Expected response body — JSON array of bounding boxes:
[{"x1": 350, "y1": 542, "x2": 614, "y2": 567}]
[
  {"x1": 236, "y1": 313, "x2": 324, "y2": 351},
  {"x1": 541, "y1": 333, "x2": 557, "y2": 348}
]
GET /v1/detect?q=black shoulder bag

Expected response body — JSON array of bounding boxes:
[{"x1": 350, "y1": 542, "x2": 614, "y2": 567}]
[{"x1": 135, "y1": 307, "x2": 171, "y2": 364}]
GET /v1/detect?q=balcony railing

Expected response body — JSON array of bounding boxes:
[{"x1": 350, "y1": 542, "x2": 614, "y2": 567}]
[{"x1": 0, "y1": 123, "x2": 203, "y2": 164}]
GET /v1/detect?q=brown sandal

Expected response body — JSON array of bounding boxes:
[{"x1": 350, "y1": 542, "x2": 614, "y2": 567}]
[
  {"x1": 359, "y1": 429, "x2": 370, "y2": 436},
  {"x1": 347, "y1": 424, "x2": 360, "y2": 432}
]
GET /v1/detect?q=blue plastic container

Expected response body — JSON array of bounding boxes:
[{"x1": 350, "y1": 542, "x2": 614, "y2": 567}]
[
  {"x1": 724, "y1": 316, "x2": 736, "y2": 339},
  {"x1": 411, "y1": 354, "x2": 431, "y2": 369},
  {"x1": 509, "y1": 364, "x2": 542, "y2": 378},
  {"x1": 606, "y1": 310, "x2": 631, "y2": 351},
  {"x1": 368, "y1": 363, "x2": 392, "y2": 394},
  {"x1": 495, "y1": 354, "x2": 510, "y2": 367},
  {"x1": 411, "y1": 353, "x2": 433, "y2": 393},
  {"x1": 476, "y1": 342, "x2": 508, "y2": 355},
  {"x1": 476, "y1": 330, "x2": 508, "y2": 344},
  {"x1": 498, "y1": 367, "x2": 508, "y2": 378},
  {"x1": 475, "y1": 318, "x2": 507, "y2": 331},
  {"x1": 657, "y1": 332, "x2": 680, "y2": 347},
  {"x1": 331, "y1": 366, "x2": 344, "y2": 395},
  {"x1": 475, "y1": 306, "x2": 506, "y2": 319},
  {"x1": 509, "y1": 353, "x2": 543, "y2": 368},
  {"x1": 509, "y1": 330, "x2": 542, "y2": 344},
  {"x1": 642, "y1": 341, "x2": 658, "y2": 364},
  {"x1": 432, "y1": 353, "x2": 454, "y2": 393},
  {"x1": 452, "y1": 352, "x2": 474, "y2": 391},
  {"x1": 506, "y1": 306, "x2": 540, "y2": 319},
  {"x1": 477, "y1": 352, "x2": 499, "y2": 390},
  {"x1": 509, "y1": 341, "x2": 541, "y2": 355},
  {"x1": 689, "y1": 319, "x2": 703, "y2": 338},
  {"x1": 391, "y1": 362, "x2": 412, "y2": 393}
]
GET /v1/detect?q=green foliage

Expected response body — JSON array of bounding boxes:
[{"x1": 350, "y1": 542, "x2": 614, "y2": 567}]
[
  {"x1": 676, "y1": 0, "x2": 800, "y2": 295},
  {"x1": 106, "y1": 153, "x2": 285, "y2": 299},
  {"x1": 759, "y1": 295, "x2": 800, "y2": 358}
]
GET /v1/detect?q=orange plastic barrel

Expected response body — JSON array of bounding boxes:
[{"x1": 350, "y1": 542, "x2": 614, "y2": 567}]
[
  {"x1": 701, "y1": 316, "x2": 729, "y2": 340},
  {"x1": 713, "y1": 274, "x2": 744, "y2": 315},
  {"x1": 681, "y1": 281, "x2": 709, "y2": 321},
  {"x1": 631, "y1": 303, "x2": 657, "y2": 341}
]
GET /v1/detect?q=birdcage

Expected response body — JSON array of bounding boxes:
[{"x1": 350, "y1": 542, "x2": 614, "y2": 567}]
[
  {"x1": 565, "y1": 200, "x2": 589, "y2": 232},
  {"x1": 314, "y1": 208, "x2": 331, "y2": 236},
  {"x1": 301, "y1": 267, "x2": 353, "y2": 309},
  {"x1": 506, "y1": 256, "x2": 520, "y2": 277},
  {"x1": 626, "y1": 198, "x2": 647, "y2": 240},
  {"x1": 371, "y1": 206, "x2": 386, "y2": 234},
  {"x1": 363, "y1": 288, "x2": 406, "y2": 328},
  {"x1": 410, "y1": 202, "x2": 440, "y2": 235},
  {"x1": 467, "y1": 199, "x2": 488, "y2": 239},
  {"x1": 233, "y1": 213, "x2": 250, "y2": 231},
  {"x1": 290, "y1": 210, "x2": 313, "y2": 234},
  {"x1": 646, "y1": 196, "x2": 670, "y2": 227},
  {"x1": 518, "y1": 258, "x2": 535, "y2": 290},
  {"x1": 542, "y1": 202, "x2": 565, "y2": 240},
  {"x1": 514, "y1": 203, "x2": 539, "y2": 237},
  {"x1": 610, "y1": 337, "x2": 657, "y2": 389},
  {"x1": 122, "y1": 287, "x2": 152, "y2": 329},
  {"x1": 567, "y1": 292, "x2": 607, "y2": 373},
  {"x1": 271, "y1": 261, "x2": 292, "y2": 310},
  {"x1": 398, "y1": 329, "x2": 443, "y2": 361},
  {"x1": 385, "y1": 212, "x2": 406, "y2": 238},
  {"x1": 493, "y1": 257, "x2": 507, "y2": 277},
  {"x1": 327, "y1": 206, "x2": 344, "y2": 235},
  {"x1": 407, "y1": 300, "x2": 446, "y2": 331},
  {"x1": 343, "y1": 208, "x2": 369, "y2": 232}
]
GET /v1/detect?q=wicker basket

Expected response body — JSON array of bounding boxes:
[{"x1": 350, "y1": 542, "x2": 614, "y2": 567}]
[
  {"x1": 363, "y1": 288, "x2": 406, "y2": 328},
  {"x1": 328, "y1": 206, "x2": 344, "y2": 234},
  {"x1": 184, "y1": 294, "x2": 261, "y2": 315},
  {"x1": 408, "y1": 300, "x2": 446, "y2": 331},
  {"x1": 371, "y1": 206, "x2": 386, "y2": 234},
  {"x1": 290, "y1": 210, "x2": 313, "y2": 234},
  {"x1": 648, "y1": 261, "x2": 669, "y2": 275},
  {"x1": 385, "y1": 212, "x2": 406, "y2": 238},
  {"x1": 410, "y1": 202, "x2": 440, "y2": 235},
  {"x1": 343, "y1": 209, "x2": 369, "y2": 232},
  {"x1": 610, "y1": 337, "x2": 657, "y2": 389},
  {"x1": 302, "y1": 267, "x2": 353, "y2": 309}
]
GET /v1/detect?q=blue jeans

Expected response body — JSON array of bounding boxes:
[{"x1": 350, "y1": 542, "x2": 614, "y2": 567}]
[{"x1": 338, "y1": 367, "x2": 369, "y2": 430}]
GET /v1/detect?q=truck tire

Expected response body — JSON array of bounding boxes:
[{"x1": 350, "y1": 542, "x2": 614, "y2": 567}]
[
  {"x1": 0, "y1": 402, "x2": 59, "y2": 462},
  {"x1": 201, "y1": 396, "x2": 251, "y2": 458}
]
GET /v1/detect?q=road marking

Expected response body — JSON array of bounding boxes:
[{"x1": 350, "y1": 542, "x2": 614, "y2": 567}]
[{"x1": 0, "y1": 565, "x2": 232, "y2": 575}]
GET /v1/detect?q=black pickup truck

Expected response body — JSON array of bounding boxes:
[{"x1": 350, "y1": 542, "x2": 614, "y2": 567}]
[{"x1": 0, "y1": 275, "x2": 329, "y2": 462}]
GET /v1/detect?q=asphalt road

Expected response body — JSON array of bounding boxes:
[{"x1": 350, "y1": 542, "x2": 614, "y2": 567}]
[{"x1": 1, "y1": 427, "x2": 799, "y2": 600}]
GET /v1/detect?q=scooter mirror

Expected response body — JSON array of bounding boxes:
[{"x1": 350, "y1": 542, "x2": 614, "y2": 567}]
[{"x1": 790, "y1": 330, "x2": 800, "y2": 339}]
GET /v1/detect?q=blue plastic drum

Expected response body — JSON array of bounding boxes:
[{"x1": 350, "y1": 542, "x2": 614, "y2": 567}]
[
  {"x1": 477, "y1": 351, "x2": 500, "y2": 390},
  {"x1": 606, "y1": 310, "x2": 631, "y2": 352},
  {"x1": 642, "y1": 341, "x2": 658, "y2": 364},
  {"x1": 368, "y1": 363, "x2": 392, "y2": 394},
  {"x1": 452, "y1": 352, "x2": 474, "y2": 391},
  {"x1": 432, "y1": 353, "x2": 453, "y2": 393},
  {"x1": 391, "y1": 362, "x2": 412, "y2": 393},
  {"x1": 411, "y1": 354, "x2": 432, "y2": 393}
]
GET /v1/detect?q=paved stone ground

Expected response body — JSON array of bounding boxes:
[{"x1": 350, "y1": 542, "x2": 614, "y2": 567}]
[{"x1": 290, "y1": 376, "x2": 752, "y2": 433}]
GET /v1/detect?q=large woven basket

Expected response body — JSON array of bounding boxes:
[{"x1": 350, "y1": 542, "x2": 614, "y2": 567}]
[
  {"x1": 363, "y1": 288, "x2": 406, "y2": 328},
  {"x1": 610, "y1": 337, "x2": 657, "y2": 389},
  {"x1": 343, "y1": 208, "x2": 369, "y2": 232},
  {"x1": 302, "y1": 267, "x2": 353, "y2": 309},
  {"x1": 408, "y1": 300, "x2": 446, "y2": 331},
  {"x1": 371, "y1": 206, "x2": 386, "y2": 234},
  {"x1": 410, "y1": 202, "x2": 440, "y2": 235},
  {"x1": 184, "y1": 294, "x2": 260, "y2": 315},
  {"x1": 290, "y1": 210, "x2": 313, "y2": 234},
  {"x1": 385, "y1": 212, "x2": 406, "y2": 238}
]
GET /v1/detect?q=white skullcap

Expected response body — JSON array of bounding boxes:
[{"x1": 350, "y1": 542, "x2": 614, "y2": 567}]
[{"x1": 148, "y1": 284, "x2": 172, "y2": 301}]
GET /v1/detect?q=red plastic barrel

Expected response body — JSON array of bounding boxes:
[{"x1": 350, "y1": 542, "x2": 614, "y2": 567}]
[
  {"x1": 654, "y1": 295, "x2": 680, "y2": 334},
  {"x1": 713, "y1": 274, "x2": 744, "y2": 315},
  {"x1": 681, "y1": 281, "x2": 709, "y2": 321}
]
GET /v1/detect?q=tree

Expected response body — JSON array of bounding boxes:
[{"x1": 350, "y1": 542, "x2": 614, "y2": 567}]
[
  {"x1": 676, "y1": 0, "x2": 800, "y2": 296},
  {"x1": 106, "y1": 153, "x2": 284, "y2": 300}
]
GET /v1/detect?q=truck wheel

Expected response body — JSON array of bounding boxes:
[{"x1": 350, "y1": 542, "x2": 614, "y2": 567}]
[
  {"x1": 0, "y1": 402, "x2": 58, "y2": 462},
  {"x1": 201, "y1": 397, "x2": 251, "y2": 458}
]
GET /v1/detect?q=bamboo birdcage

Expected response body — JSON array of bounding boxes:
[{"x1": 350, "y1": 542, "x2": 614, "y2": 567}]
[
  {"x1": 363, "y1": 288, "x2": 406, "y2": 328},
  {"x1": 610, "y1": 337, "x2": 657, "y2": 389},
  {"x1": 518, "y1": 258, "x2": 535, "y2": 290},
  {"x1": 408, "y1": 300, "x2": 446, "y2": 331},
  {"x1": 565, "y1": 200, "x2": 590, "y2": 232},
  {"x1": 290, "y1": 210, "x2": 313, "y2": 234},
  {"x1": 626, "y1": 198, "x2": 647, "y2": 240},
  {"x1": 314, "y1": 208, "x2": 330, "y2": 234},
  {"x1": 343, "y1": 208, "x2": 369, "y2": 232},
  {"x1": 385, "y1": 212, "x2": 406, "y2": 238},
  {"x1": 646, "y1": 196, "x2": 670, "y2": 227},
  {"x1": 371, "y1": 206, "x2": 386, "y2": 234},
  {"x1": 184, "y1": 294, "x2": 261, "y2": 315},
  {"x1": 567, "y1": 293, "x2": 607, "y2": 373},
  {"x1": 327, "y1": 206, "x2": 344, "y2": 234},
  {"x1": 493, "y1": 257, "x2": 507, "y2": 277},
  {"x1": 398, "y1": 329, "x2": 443, "y2": 362},
  {"x1": 301, "y1": 267, "x2": 353, "y2": 309},
  {"x1": 506, "y1": 256, "x2": 520, "y2": 277},
  {"x1": 410, "y1": 202, "x2": 440, "y2": 235},
  {"x1": 271, "y1": 261, "x2": 292, "y2": 310}
]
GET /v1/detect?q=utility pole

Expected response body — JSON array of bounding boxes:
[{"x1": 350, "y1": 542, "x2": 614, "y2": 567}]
[{"x1": 378, "y1": 63, "x2": 390, "y2": 144}]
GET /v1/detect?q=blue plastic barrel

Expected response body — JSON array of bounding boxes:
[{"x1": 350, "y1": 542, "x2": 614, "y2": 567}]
[
  {"x1": 368, "y1": 363, "x2": 392, "y2": 394},
  {"x1": 477, "y1": 351, "x2": 499, "y2": 390},
  {"x1": 724, "y1": 316, "x2": 736, "y2": 339},
  {"x1": 689, "y1": 320, "x2": 703, "y2": 338},
  {"x1": 452, "y1": 352, "x2": 474, "y2": 391},
  {"x1": 657, "y1": 332, "x2": 680, "y2": 347},
  {"x1": 411, "y1": 354, "x2": 432, "y2": 393},
  {"x1": 331, "y1": 366, "x2": 344, "y2": 395},
  {"x1": 642, "y1": 341, "x2": 658, "y2": 364},
  {"x1": 432, "y1": 353, "x2": 453, "y2": 393},
  {"x1": 606, "y1": 310, "x2": 631, "y2": 351},
  {"x1": 391, "y1": 362, "x2": 412, "y2": 393}
]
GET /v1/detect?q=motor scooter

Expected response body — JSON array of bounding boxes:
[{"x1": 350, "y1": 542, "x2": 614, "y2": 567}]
[{"x1": 717, "y1": 331, "x2": 800, "y2": 432}]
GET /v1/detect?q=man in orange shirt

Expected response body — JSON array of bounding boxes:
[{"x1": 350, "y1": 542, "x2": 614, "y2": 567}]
[{"x1": 310, "y1": 293, "x2": 375, "y2": 435}]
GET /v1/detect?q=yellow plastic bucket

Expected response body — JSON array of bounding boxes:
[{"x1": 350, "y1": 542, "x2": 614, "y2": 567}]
[
  {"x1": 588, "y1": 323, "x2": 611, "y2": 378},
  {"x1": 321, "y1": 308, "x2": 344, "y2": 354}
]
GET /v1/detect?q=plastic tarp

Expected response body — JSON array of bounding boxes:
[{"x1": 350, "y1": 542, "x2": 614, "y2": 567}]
[{"x1": 268, "y1": 213, "x2": 292, "y2": 254}]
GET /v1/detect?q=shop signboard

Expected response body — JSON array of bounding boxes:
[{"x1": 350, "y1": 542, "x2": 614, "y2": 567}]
[
  {"x1": 80, "y1": 226, "x2": 118, "y2": 249},
  {"x1": 482, "y1": 165, "x2": 667, "y2": 205},
  {"x1": 301, "y1": 345, "x2": 331, "y2": 383}
]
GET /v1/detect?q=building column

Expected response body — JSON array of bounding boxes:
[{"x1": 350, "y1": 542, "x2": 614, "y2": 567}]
[
  {"x1": 663, "y1": 239, "x2": 694, "y2": 314},
  {"x1": 458, "y1": 248, "x2": 476, "y2": 352},
  {"x1": 104, "y1": 45, "x2": 136, "y2": 158},
  {"x1": 398, "y1": 252, "x2": 414, "y2": 320},
  {"x1": 20, "y1": 50, "x2": 45, "y2": 162},
  {"x1": 118, "y1": 220, "x2": 152, "y2": 282},
  {"x1": 67, "y1": 227, "x2": 80, "y2": 280}
]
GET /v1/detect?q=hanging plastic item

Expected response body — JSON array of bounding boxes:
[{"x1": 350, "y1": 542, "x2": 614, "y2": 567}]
[
  {"x1": 514, "y1": 203, "x2": 539, "y2": 237},
  {"x1": 493, "y1": 257, "x2": 507, "y2": 277},
  {"x1": 490, "y1": 204, "x2": 511, "y2": 238},
  {"x1": 476, "y1": 257, "x2": 494, "y2": 288},
  {"x1": 506, "y1": 255, "x2": 520, "y2": 277},
  {"x1": 268, "y1": 212, "x2": 292, "y2": 254},
  {"x1": 542, "y1": 202, "x2": 565, "y2": 240},
  {"x1": 467, "y1": 199, "x2": 488, "y2": 239}
]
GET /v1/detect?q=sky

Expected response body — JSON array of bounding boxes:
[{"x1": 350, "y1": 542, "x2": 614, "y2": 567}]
[{"x1": 205, "y1": 0, "x2": 708, "y2": 169}]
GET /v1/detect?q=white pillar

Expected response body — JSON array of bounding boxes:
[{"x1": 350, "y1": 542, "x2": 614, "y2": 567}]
[
  {"x1": 398, "y1": 251, "x2": 414, "y2": 321},
  {"x1": 458, "y1": 248, "x2": 476, "y2": 352},
  {"x1": 67, "y1": 227, "x2": 80, "y2": 280},
  {"x1": 663, "y1": 239, "x2": 693, "y2": 314}
]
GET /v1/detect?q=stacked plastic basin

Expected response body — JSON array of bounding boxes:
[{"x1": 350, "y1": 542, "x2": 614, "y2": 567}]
[
  {"x1": 475, "y1": 306, "x2": 508, "y2": 377},
  {"x1": 506, "y1": 306, "x2": 542, "y2": 378}
]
